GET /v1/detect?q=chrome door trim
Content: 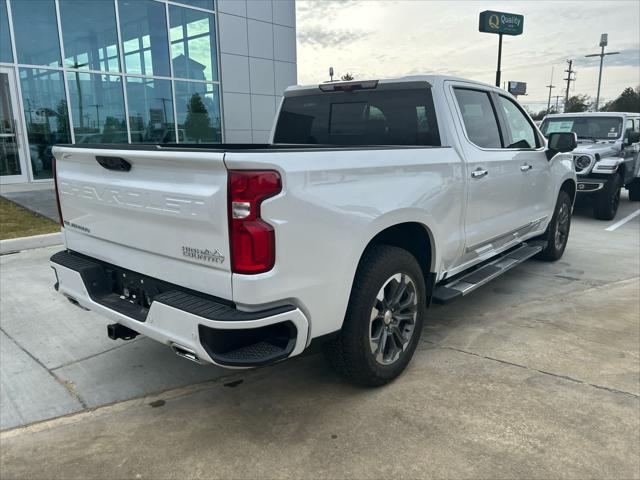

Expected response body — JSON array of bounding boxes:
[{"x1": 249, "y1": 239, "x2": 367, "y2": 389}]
[{"x1": 465, "y1": 216, "x2": 547, "y2": 253}]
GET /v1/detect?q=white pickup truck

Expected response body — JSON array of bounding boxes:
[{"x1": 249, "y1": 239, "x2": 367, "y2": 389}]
[{"x1": 50, "y1": 76, "x2": 577, "y2": 386}]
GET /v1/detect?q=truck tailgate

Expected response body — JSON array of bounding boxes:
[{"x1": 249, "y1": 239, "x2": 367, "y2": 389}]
[{"x1": 53, "y1": 146, "x2": 231, "y2": 299}]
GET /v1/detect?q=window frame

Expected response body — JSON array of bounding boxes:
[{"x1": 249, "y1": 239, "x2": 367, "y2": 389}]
[
  {"x1": 493, "y1": 93, "x2": 543, "y2": 150},
  {"x1": 451, "y1": 86, "x2": 505, "y2": 150}
]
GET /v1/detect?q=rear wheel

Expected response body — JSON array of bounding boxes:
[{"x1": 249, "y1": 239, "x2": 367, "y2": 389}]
[
  {"x1": 628, "y1": 178, "x2": 640, "y2": 201},
  {"x1": 593, "y1": 174, "x2": 622, "y2": 220},
  {"x1": 535, "y1": 190, "x2": 572, "y2": 262},
  {"x1": 324, "y1": 245, "x2": 426, "y2": 386}
]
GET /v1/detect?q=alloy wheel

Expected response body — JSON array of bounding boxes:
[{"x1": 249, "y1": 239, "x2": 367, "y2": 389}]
[
  {"x1": 555, "y1": 202, "x2": 570, "y2": 251},
  {"x1": 369, "y1": 273, "x2": 418, "y2": 365}
]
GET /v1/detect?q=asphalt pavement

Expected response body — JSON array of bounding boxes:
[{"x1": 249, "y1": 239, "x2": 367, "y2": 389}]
[{"x1": 0, "y1": 192, "x2": 638, "y2": 479}]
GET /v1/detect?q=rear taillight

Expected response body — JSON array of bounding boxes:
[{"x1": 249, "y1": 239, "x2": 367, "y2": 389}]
[
  {"x1": 52, "y1": 155, "x2": 64, "y2": 228},
  {"x1": 228, "y1": 170, "x2": 282, "y2": 274}
]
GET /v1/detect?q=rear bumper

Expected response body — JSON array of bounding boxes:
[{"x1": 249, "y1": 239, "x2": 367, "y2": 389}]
[{"x1": 50, "y1": 250, "x2": 309, "y2": 368}]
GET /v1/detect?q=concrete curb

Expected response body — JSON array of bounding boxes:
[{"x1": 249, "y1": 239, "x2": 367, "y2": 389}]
[{"x1": 0, "y1": 232, "x2": 63, "y2": 254}]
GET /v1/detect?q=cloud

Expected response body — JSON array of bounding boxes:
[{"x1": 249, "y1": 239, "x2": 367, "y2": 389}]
[
  {"x1": 297, "y1": 26, "x2": 371, "y2": 48},
  {"x1": 296, "y1": 0, "x2": 364, "y2": 22},
  {"x1": 295, "y1": 0, "x2": 640, "y2": 100}
]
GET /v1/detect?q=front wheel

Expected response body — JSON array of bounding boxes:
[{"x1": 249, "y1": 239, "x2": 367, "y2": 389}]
[
  {"x1": 535, "y1": 190, "x2": 572, "y2": 262},
  {"x1": 593, "y1": 174, "x2": 622, "y2": 220},
  {"x1": 324, "y1": 245, "x2": 426, "y2": 386}
]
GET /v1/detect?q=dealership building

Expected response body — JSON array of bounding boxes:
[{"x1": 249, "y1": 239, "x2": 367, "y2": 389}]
[{"x1": 0, "y1": 0, "x2": 297, "y2": 184}]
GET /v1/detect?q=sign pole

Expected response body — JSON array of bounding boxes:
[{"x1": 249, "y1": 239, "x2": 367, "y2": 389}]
[
  {"x1": 479, "y1": 11, "x2": 523, "y2": 88},
  {"x1": 495, "y1": 33, "x2": 503, "y2": 87}
]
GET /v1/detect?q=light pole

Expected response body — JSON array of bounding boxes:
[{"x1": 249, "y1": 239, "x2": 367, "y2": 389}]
[
  {"x1": 71, "y1": 61, "x2": 89, "y2": 128},
  {"x1": 585, "y1": 34, "x2": 619, "y2": 111}
]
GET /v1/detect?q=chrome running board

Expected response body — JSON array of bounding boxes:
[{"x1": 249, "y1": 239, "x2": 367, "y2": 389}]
[{"x1": 432, "y1": 241, "x2": 545, "y2": 305}]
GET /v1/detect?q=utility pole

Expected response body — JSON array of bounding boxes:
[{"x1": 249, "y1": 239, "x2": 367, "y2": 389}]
[
  {"x1": 563, "y1": 59, "x2": 576, "y2": 109},
  {"x1": 495, "y1": 33, "x2": 503, "y2": 87},
  {"x1": 546, "y1": 67, "x2": 556, "y2": 114},
  {"x1": 585, "y1": 34, "x2": 619, "y2": 111},
  {"x1": 553, "y1": 95, "x2": 562, "y2": 113}
]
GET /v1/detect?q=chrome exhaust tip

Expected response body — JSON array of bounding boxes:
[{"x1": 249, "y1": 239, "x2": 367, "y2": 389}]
[{"x1": 170, "y1": 343, "x2": 205, "y2": 364}]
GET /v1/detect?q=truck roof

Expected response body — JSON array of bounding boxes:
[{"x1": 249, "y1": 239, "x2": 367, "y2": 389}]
[
  {"x1": 284, "y1": 75, "x2": 502, "y2": 95},
  {"x1": 544, "y1": 112, "x2": 639, "y2": 118}
]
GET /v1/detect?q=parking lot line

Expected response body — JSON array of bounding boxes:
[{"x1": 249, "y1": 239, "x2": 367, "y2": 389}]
[{"x1": 605, "y1": 209, "x2": 640, "y2": 232}]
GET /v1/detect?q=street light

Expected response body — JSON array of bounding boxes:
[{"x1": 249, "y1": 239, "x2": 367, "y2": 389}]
[{"x1": 585, "y1": 34, "x2": 619, "y2": 111}]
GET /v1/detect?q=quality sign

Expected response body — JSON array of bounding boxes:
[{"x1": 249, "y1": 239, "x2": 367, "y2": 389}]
[{"x1": 479, "y1": 11, "x2": 524, "y2": 36}]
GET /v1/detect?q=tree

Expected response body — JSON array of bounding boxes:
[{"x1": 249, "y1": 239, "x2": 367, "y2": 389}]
[
  {"x1": 102, "y1": 117, "x2": 126, "y2": 143},
  {"x1": 341, "y1": 72, "x2": 354, "y2": 81},
  {"x1": 602, "y1": 86, "x2": 640, "y2": 113},
  {"x1": 529, "y1": 108, "x2": 556, "y2": 121},
  {"x1": 564, "y1": 94, "x2": 591, "y2": 113},
  {"x1": 56, "y1": 99, "x2": 70, "y2": 141},
  {"x1": 184, "y1": 93, "x2": 212, "y2": 143}
]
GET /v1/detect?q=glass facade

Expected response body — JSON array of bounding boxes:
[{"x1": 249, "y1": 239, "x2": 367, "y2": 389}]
[
  {"x1": 11, "y1": 0, "x2": 61, "y2": 67},
  {"x1": 175, "y1": 80, "x2": 220, "y2": 142},
  {"x1": 119, "y1": 0, "x2": 171, "y2": 77},
  {"x1": 126, "y1": 77, "x2": 174, "y2": 143},
  {"x1": 169, "y1": 6, "x2": 217, "y2": 82},
  {"x1": 0, "y1": 0, "x2": 221, "y2": 181},
  {"x1": 19, "y1": 68, "x2": 70, "y2": 178},
  {"x1": 0, "y1": 0, "x2": 12, "y2": 63},
  {"x1": 67, "y1": 72, "x2": 127, "y2": 144},
  {"x1": 60, "y1": 0, "x2": 120, "y2": 72}
]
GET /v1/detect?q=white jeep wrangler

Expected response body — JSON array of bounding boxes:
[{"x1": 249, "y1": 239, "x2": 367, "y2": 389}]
[{"x1": 540, "y1": 112, "x2": 640, "y2": 219}]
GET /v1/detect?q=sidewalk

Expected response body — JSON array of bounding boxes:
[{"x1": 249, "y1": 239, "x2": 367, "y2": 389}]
[
  {"x1": 0, "y1": 183, "x2": 58, "y2": 222},
  {"x1": 1, "y1": 278, "x2": 638, "y2": 479}
]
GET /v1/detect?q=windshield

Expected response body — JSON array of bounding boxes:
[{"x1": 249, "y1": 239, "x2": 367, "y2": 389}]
[
  {"x1": 540, "y1": 116, "x2": 623, "y2": 140},
  {"x1": 273, "y1": 88, "x2": 440, "y2": 146}
]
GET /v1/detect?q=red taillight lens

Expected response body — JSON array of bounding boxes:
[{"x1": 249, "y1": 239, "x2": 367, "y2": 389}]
[
  {"x1": 52, "y1": 155, "x2": 64, "y2": 228},
  {"x1": 228, "y1": 170, "x2": 282, "y2": 274}
]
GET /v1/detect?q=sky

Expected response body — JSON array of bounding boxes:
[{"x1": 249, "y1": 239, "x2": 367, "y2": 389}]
[{"x1": 294, "y1": 0, "x2": 640, "y2": 112}]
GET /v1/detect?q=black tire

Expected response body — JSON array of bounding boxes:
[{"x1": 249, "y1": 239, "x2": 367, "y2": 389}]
[
  {"x1": 324, "y1": 245, "x2": 426, "y2": 387},
  {"x1": 593, "y1": 174, "x2": 622, "y2": 220},
  {"x1": 628, "y1": 178, "x2": 640, "y2": 202},
  {"x1": 535, "y1": 190, "x2": 572, "y2": 262}
]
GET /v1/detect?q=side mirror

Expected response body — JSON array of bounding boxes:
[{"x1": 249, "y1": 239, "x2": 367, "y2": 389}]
[
  {"x1": 626, "y1": 131, "x2": 640, "y2": 145},
  {"x1": 546, "y1": 131, "x2": 577, "y2": 160}
]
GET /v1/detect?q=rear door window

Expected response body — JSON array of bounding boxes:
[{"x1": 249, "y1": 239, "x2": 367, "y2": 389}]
[
  {"x1": 273, "y1": 87, "x2": 440, "y2": 146},
  {"x1": 453, "y1": 88, "x2": 502, "y2": 149}
]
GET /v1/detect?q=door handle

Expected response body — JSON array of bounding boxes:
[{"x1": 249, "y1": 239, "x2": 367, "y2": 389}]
[
  {"x1": 520, "y1": 163, "x2": 533, "y2": 172},
  {"x1": 471, "y1": 168, "x2": 488, "y2": 179}
]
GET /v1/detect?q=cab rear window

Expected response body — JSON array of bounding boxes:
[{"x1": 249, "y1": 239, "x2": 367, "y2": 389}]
[{"x1": 273, "y1": 88, "x2": 440, "y2": 146}]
